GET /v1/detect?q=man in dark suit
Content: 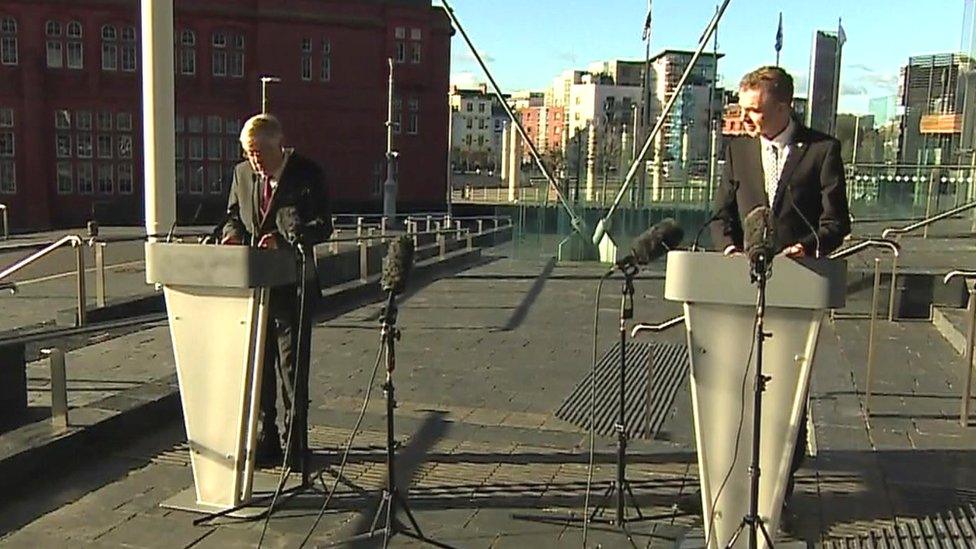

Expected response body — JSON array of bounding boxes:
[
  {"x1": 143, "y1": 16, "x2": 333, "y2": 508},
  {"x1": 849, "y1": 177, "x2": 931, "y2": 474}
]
[
  {"x1": 221, "y1": 113, "x2": 333, "y2": 469},
  {"x1": 710, "y1": 66, "x2": 851, "y2": 505}
]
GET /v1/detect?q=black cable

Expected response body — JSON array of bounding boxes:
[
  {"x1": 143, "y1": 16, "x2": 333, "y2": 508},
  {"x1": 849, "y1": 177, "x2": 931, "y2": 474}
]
[
  {"x1": 582, "y1": 268, "x2": 613, "y2": 547},
  {"x1": 298, "y1": 340, "x2": 385, "y2": 548},
  {"x1": 702, "y1": 289, "x2": 761, "y2": 548},
  {"x1": 258, "y1": 243, "x2": 310, "y2": 548}
]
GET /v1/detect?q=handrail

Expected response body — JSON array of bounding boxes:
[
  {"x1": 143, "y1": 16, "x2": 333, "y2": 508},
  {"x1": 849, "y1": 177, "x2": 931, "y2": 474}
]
[
  {"x1": 881, "y1": 200, "x2": 976, "y2": 239},
  {"x1": 0, "y1": 235, "x2": 82, "y2": 282},
  {"x1": 943, "y1": 269, "x2": 976, "y2": 426},
  {"x1": 945, "y1": 270, "x2": 976, "y2": 285},
  {"x1": 828, "y1": 239, "x2": 901, "y2": 260},
  {"x1": 0, "y1": 234, "x2": 87, "y2": 326},
  {"x1": 630, "y1": 315, "x2": 686, "y2": 338}
]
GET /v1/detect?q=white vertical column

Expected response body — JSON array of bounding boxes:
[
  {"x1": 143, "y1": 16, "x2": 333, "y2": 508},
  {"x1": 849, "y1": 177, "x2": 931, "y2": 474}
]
[
  {"x1": 141, "y1": 0, "x2": 176, "y2": 250},
  {"x1": 500, "y1": 124, "x2": 510, "y2": 181},
  {"x1": 508, "y1": 128, "x2": 521, "y2": 202},
  {"x1": 585, "y1": 125, "x2": 597, "y2": 201}
]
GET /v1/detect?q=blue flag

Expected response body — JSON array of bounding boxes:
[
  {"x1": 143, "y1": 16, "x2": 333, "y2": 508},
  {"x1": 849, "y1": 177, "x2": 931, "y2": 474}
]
[{"x1": 775, "y1": 12, "x2": 783, "y2": 53}]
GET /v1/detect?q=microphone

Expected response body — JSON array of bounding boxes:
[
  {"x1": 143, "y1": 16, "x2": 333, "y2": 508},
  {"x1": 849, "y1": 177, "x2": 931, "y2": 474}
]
[
  {"x1": 616, "y1": 218, "x2": 684, "y2": 268},
  {"x1": 784, "y1": 183, "x2": 822, "y2": 258},
  {"x1": 382, "y1": 235, "x2": 414, "y2": 295},
  {"x1": 743, "y1": 206, "x2": 776, "y2": 265},
  {"x1": 276, "y1": 207, "x2": 303, "y2": 246},
  {"x1": 692, "y1": 179, "x2": 740, "y2": 251}
]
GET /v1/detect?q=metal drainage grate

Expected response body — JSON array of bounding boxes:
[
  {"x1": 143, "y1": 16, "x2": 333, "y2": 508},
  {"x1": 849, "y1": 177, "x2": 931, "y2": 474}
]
[
  {"x1": 554, "y1": 342, "x2": 688, "y2": 440},
  {"x1": 827, "y1": 505, "x2": 976, "y2": 548}
]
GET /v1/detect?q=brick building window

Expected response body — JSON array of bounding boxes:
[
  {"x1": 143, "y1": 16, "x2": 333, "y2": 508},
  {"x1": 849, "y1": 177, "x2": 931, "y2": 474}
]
[
  {"x1": 407, "y1": 97, "x2": 419, "y2": 135},
  {"x1": 179, "y1": 29, "x2": 195, "y2": 75},
  {"x1": 97, "y1": 163, "x2": 113, "y2": 193},
  {"x1": 77, "y1": 133, "x2": 92, "y2": 158},
  {"x1": 118, "y1": 163, "x2": 133, "y2": 194},
  {"x1": 300, "y1": 38, "x2": 311, "y2": 81},
  {"x1": 77, "y1": 162, "x2": 92, "y2": 194},
  {"x1": 394, "y1": 26, "x2": 406, "y2": 63},
  {"x1": 121, "y1": 26, "x2": 137, "y2": 72},
  {"x1": 46, "y1": 20, "x2": 63, "y2": 68},
  {"x1": 0, "y1": 112, "x2": 14, "y2": 193},
  {"x1": 212, "y1": 31, "x2": 226, "y2": 77},
  {"x1": 410, "y1": 28, "x2": 421, "y2": 64},
  {"x1": 189, "y1": 163, "x2": 204, "y2": 193},
  {"x1": 229, "y1": 33, "x2": 244, "y2": 78},
  {"x1": 97, "y1": 134, "x2": 113, "y2": 159},
  {"x1": 1, "y1": 16, "x2": 18, "y2": 65},
  {"x1": 56, "y1": 134, "x2": 71, "y2": 158},
  {"x1": 57, "y1": 162, "x2": 72, "y2": 194},
  {"x1": 176, "y1": 161, "x2": 186, "y2": 193},
  {"x1": 320, "y1": 39, "x2": 331, "y2": 82},
  {"x1": 101, "y1": 25, "x2": 117, "y2": 71},
  {"x1": 208, "y1": 163, "x2": 222, "y2": 194},
  {"x1": 66, "y1": 21, "x2": 83, "y2": 69}
]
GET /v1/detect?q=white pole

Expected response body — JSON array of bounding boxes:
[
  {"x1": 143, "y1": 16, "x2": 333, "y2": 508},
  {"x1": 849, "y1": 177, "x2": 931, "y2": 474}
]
[
  {"x1": 383, "y1": 59, "x2": 398, "y2": 223},
  {"x1": 141, "y1": 0, "x2": 176, "y2": 247}
]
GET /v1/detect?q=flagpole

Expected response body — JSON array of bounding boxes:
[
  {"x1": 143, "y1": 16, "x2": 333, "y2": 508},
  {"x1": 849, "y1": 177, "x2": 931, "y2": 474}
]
[{"x1": 775, "y1": 12, "x2": 783, "y2": 66}]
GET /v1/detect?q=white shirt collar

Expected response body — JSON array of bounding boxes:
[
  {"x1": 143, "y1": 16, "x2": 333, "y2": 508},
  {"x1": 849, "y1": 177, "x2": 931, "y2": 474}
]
[{"x1": 760, "y1": 117, "x2": 796, "y2": 151}]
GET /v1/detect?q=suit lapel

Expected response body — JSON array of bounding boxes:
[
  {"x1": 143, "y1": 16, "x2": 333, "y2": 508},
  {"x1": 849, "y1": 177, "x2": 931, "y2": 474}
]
[
  {"x1": 260, "y1": 156, "x2": 296, "y2": 228},
  {"x1": 742, "y1": 137, "x2": 766, "y2": 206},
  {"x1": 772, "y1": 125, "x2": 811, "y2": 213}
]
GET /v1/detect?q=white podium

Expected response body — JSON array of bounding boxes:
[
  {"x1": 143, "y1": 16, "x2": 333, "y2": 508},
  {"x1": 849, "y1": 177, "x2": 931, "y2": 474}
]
[
  {"x1": 145, "y1": 242, "x2": 297, "y2": 514},
  {"x1": 664, "y1": 251, "x2": 845, "y2": 548}
]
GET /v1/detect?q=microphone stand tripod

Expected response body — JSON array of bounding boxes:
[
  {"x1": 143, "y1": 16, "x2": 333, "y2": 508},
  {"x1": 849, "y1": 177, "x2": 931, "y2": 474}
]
[
  {"x1": 333, "y1": 290, "x2": 429, "y2": 548},
  {"x1": 725, "y1": 251, "x2": 775, "y2": 549},
  {"x1": 586, "y1": 261, "x2": 646, "y2": 529}
]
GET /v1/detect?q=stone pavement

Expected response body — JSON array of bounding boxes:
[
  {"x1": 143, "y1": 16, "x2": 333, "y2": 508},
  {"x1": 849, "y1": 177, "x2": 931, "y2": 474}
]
[{"x1": 2, "y1": 242, "x2": 976, "y2": 547}]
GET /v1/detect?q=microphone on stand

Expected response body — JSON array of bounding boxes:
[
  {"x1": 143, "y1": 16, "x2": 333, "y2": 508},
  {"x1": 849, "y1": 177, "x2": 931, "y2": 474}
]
[
  {"x1": 382, "y1": 235, "x2": 415, "y2": 296},
  {"x1": 615, "y1": 218, "x2": 684, "y2": 269},
  {"x1": 744, "y1": 206, "x2": 776, "y2": 270}
]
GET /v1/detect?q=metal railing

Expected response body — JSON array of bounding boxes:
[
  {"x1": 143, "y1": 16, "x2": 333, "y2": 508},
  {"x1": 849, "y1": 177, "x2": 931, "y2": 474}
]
[
  {"x1": 828, "y1": 239, "x2": 901, "y2": 412},
  {"x1": 944, "y1": 269, "x2": 976, "y2": 426},
  {"x1": 0, "y1": 235, "x2": 87, "y2": 326},
  {"x1": 0, "y1": 204, "x2": 7, "y2": 240},
  {"x1": 881, "y1": 200, "x2": 976, "y2": 240}
]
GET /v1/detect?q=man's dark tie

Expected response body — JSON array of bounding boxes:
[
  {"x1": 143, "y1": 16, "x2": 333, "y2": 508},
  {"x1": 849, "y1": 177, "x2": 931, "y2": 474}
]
[{"x1": 260, "y1": 174, "x2": 272, "y2": 218}]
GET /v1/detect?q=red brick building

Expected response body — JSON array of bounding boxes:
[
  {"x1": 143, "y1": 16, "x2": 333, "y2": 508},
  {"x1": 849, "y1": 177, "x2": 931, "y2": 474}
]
[
  {"x1": 517, "y1": 105, "x2": 565, "y2": 161},
  {"x1": 0, "y1": 0, "x2": 451, "y2": 231}
]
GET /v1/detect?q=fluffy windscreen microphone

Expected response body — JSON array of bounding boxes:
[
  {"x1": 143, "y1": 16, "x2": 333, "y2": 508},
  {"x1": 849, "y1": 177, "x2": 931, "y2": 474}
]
[
  {"x1": 276, "y1": 207, "x2": 302, "y2": 245},
  {"x1": 619, "y1": 218, "x2": 684, "y2": 267},
  {"x1": 744, "y1": 206, "x2": 776, "y2": 264},
  {"x1": 381, "y1": 235, "x2": 415, "y2": 295}
]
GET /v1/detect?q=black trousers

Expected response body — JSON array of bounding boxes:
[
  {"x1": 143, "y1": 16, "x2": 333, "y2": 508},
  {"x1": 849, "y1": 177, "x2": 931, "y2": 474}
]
[{"x1": 258, "y1": 282, "x2": 313, "y2": 459}]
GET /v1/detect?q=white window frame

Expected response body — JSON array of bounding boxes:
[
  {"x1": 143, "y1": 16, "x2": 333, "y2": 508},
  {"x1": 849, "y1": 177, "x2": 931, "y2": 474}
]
[
  {"x1": 57, "y1": 161, "x2": 73, "y2": 194},
  {"x1": 1, "y1": 17, "x2": 18, "y2": 66}
]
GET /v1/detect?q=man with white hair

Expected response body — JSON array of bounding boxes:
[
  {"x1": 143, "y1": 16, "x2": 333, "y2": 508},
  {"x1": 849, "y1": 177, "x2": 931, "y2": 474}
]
[{"x1": 221, "y1": 113, "x2": 332, "y2": 470}]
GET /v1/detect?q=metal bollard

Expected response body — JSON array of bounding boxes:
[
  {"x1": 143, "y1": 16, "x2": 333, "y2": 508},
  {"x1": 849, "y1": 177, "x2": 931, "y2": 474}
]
[
  {"x1": 94, "y1": 241, "x2": 106, "y2": 307},
  {"x1": 494, "y1": 218, "x2": 500, "y2": 229},
  {"x1": 367, "y1": 227, "x2": 375, "y2": 247},
  {"x1": 74, "y1": 243, "x2": 87, "y2": 326},
  {"x1": 359, "y1": 240, "x2": 369, "y2": 282},
  {"x1": 477, "y1": 219, "x2": 484, "y2": 234},
  {"x1": 356, "y1": 217, "x2": 364, "y2": 238},
  {"x1": 381, "y1": 217, "x2": 387, "y2": 236},
  {"x1": 0, "y1": 203, "x2": 7, "y2": 240},
  {"x1": 425, "y1": 215, "x2": 432, "y2": 232},
  {"x1": 42, "y1": 348, "x2": 69, "y2": 431},
  {"x1": 962, "y1": 287, "x2": 976, "y2": 426},
  {"x1": 865, "y1": 257, "x2": 882, "y2": 412},
  {"x1": 454, "y1": 220, "x2": 462, "y2": 240},
  {"x1": 437, "y1": 233, "x2": 445, "y2": 259}
]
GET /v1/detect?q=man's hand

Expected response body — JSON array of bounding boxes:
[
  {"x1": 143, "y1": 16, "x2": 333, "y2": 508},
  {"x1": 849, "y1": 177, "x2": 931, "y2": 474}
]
[
  {"x1": 220, "y1": 234, "x2": 242, "y2": 245},
  {"x1": 781, "y1": 243, "x2": 805, "y2": 258},
  {"x1": 257, "y1": 233, "x2": 278, "y2": 249}
]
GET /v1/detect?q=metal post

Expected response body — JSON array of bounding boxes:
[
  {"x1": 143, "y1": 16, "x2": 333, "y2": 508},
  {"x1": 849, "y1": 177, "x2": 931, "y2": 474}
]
[
  {"x1": 0, "y1": 204, "x2": 7, "y2": 240},
  {"x1": 437, "y1": 233, "x2": 445, "y2": 259},
  {"x1": 962, "y1": 288, "x2": 976, "y2": 426},
  {"x1": 924, "y1": 174, "x2": 935, "y2": 239},
  {"x1": 43, "y1": 348, "x2": 69, "y2": 431},
  {"x1": 865, "y1": 257, "x2": 882, "y2": 412},
  {"x1": 75, "y1": 243, "x2": 87, "y2": 326},
  {"x1": 380, "y1": 216, "x2": 387, "y2": 236},
  {"x1": 359, "y1": 240, "x2": 369, "y2": 283},
  {"x1": 425, "y1": 215, "x2": 432, "y2": 232},
  {"x1": 477, "y1": 219, "x2": 484, "y2": 234},
  {"x1": 357, "y1": 216, "x2": 364, "y2": 238},
  {"x1": 260, "y1": 76, "x2": 281, "y2": 114},
  {"x1": 383, "y1": 58, "x2": 399, "y2": 222},
  {"x1": 888, "y1": 248, "x2": 899, "y2": 322},
  {"x1": 94, "y1": 241, "x2": 106, "y2": 307}
]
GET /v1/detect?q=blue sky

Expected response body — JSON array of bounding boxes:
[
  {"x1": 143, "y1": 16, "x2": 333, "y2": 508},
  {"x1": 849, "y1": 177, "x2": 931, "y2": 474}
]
[{"x1": 447, "y1": 0, "x2": 967, "y2": 114}]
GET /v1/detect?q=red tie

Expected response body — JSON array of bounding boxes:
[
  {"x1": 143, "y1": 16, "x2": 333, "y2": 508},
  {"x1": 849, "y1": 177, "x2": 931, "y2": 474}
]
[{"x1": 260, "y1": 175, "x2": 272, "y2": 217}]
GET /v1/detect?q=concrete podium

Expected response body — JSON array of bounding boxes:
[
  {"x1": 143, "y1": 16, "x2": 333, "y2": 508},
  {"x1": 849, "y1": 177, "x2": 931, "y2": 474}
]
[
  {"x1": 664, "y1": 251, "x2": 845, "y2": 548},
  {"x1": 145, "y1": 242, "x2": 297, "y2": 515}
]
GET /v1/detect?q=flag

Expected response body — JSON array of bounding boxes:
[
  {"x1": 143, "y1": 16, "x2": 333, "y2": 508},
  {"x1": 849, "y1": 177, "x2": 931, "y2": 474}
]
[
  {"x1": 837, "y1": 18, "x2": 847, "y2": 48},
  {"x1": 775, "y1": 12, "x2": 783, "y2": 53},
  {"x1": 642, "y1": 0, "x2": 653, "y2": 41}
]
